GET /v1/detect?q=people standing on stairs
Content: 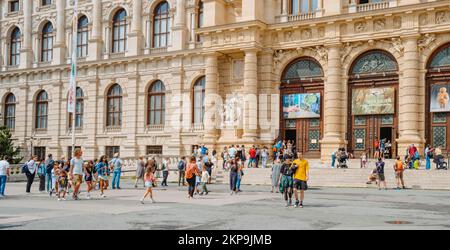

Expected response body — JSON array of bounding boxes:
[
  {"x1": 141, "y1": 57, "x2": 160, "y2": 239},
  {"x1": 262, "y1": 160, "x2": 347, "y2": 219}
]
[
  {"x1": 424, "y1": 145, "x2": 434, "y2": 170},
  {"x1": 361, "y1": 150, "x2": 368, "y2": 168},
  {"x1": 271, "y1": 158, "x2": 282, "y2": 193},
  {"x1": 261, "y1": 147, "x2": 268, "y2": 168},
  {"x1": 204, "y1": 158, "x2": 214, "y2": 184}
]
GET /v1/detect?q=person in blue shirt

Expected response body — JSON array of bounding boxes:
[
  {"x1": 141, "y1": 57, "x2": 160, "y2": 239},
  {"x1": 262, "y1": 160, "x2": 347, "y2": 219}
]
[
  {"x1": 96, "y1": 155, "x2": 110, "y2": 198},
  {"x1": 200, "y1": 144, "x2": 208, "y2": 156},
  {"x1": 109, "y1": 153, "x2": 123, "y2": 189},
  {"x1": 37, "y1": 159, "x2": 47, "y2": 192}
]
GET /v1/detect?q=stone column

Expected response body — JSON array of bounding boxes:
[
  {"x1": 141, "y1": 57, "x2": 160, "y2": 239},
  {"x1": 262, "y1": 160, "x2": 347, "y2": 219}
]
[
  {"x1": 397, "y1": 35, "x2": 423, "y2": 156},
  {"x1": 203, "y1": 53, "x2": 220, "y2": 147},
  {"x1": 87, "y1": 0, "x2": 102, "y2": 61},
  {"x1": 123, "y1": 65, "x2": 139, "y2": 158},
  {"x1": 17, "y1": 79, "x2": 30, "y2": 156},
  {"x1": 47, "y1": 80, "x2": 63, "y2": 157},
  {"x1": 20, "y1": 0, "x2": 33, "y2": 69},
  {"x1": 170, "y1": 0, "x2": 187, "y2": 51},
  {"x1": 127, "y1": 0, "x2": 143, "y2": 56},
  {"x1": 242, "y1": 49, "x2": 259, "y2": 143},
  {"x1": 83, "y1": 77, "x2": 99, "y2": 160},
  {"x1": 321, "y1": 44, "x2": 346, "y2": 162},
  {"x1": 167, "y1": 58, "x2": 184, "y2": 156},
  {"x1": 53, "y1": 0, "x2": 66, "y2": 65}
]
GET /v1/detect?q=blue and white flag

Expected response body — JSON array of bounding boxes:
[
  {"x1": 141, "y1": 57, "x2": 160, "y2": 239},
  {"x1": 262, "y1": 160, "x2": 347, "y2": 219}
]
[{"x1": 68, "y1": 0, "x2": 78, "y2": 113}]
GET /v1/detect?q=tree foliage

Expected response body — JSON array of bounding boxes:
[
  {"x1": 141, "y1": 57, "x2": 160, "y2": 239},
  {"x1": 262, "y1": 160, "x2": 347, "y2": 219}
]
[{"x1": 0, "y1": 126, "x2": 23, "y2": 164}]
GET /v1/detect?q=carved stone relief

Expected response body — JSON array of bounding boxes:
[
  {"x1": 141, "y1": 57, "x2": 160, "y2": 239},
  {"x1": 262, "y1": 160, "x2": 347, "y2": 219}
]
[
  {"x1": 436, "y1": 11, "x2": 447, "y2": 24},
  {"x1": 374, "y1": 19, "x2": 386, "y2": 32},
  {"x1": 419, "y1": 13, "x2": 428, "y2": 26},
  {"x1": 393, "y1": 16, "x2": 402, "y2": 29},
  {"x1": 354, "y1": 21, "x2": 367, "y2": 33},
  {"x1": 301, "y1": 29, "x2": 312, "y2": 40},
  {"x1": 418, "y1": 33, "x2": 436, "y2": 51}
]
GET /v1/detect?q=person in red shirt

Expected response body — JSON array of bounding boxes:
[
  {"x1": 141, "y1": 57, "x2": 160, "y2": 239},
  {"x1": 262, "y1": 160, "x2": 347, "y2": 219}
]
[
  {"x1": 248, "y1": 146, "x2": 257, "y2": 168},
  {"x1": 373, "y1": 138, "x2": 380, "y2": 158}
]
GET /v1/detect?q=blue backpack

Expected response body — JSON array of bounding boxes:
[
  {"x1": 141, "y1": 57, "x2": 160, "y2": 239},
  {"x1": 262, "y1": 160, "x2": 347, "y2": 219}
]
[{"x1": 21, "y1": 162, "x2": 29, "y2": 174}]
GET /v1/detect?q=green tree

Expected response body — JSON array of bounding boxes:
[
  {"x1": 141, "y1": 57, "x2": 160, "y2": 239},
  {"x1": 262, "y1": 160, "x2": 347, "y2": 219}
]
[{"x1": 0, "y1": 126, "x2": 23, "y2": 164}]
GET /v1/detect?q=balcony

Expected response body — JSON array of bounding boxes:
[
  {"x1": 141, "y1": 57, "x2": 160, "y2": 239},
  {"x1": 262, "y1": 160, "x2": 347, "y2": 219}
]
[
  {"x1": 275, "y1": 10, "x2": 321, "y2": 23},
  {"x1": 190, "y1": 123, "x2": 204, "y2": 132},
  {"x1": 145, "y1": 124, "x2": 165, "y2": 132},
  {"x1": 350, "y1": 1, "x2": 397, "y2": 13}
]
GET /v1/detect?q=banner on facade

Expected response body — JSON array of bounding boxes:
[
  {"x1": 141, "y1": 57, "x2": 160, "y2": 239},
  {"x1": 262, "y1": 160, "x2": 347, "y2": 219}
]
[
  {"x1": 283, "y1": 93, "x2": 321, "y2": 119},
  {"x1": 67, "y1": 0, "x2": 78, "y2": 113},
  {"x1": 352, "y1": 87, "x2": 395, "y2": 115},
  {"x1": 430, "y1": 84, "x2": 450, "y2": 113}
]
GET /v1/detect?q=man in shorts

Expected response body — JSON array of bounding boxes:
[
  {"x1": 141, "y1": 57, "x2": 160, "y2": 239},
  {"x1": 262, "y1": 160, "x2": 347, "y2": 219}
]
[
  {"x1": 69, "y1": 149, "x2": 84, "y2": 200},
  {"x1": 376, "y1": 157, "x2": 387, "y2": 190},
  {"x1": 292, "y1": 152, "x2": 309, "y2": 208},
  {"x1": 394, "y1": 156, "x2": 405, "y2": 189}
]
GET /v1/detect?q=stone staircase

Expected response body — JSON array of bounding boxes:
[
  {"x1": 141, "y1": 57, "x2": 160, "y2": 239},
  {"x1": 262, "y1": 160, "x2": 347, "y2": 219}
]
[{"x1": 213, "y1": 159, "x2": 450, "y2": 190}]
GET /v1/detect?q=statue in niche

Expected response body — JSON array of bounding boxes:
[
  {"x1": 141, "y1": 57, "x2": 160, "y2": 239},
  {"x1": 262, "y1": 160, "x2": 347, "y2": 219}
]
[{"x1": 222, "y1": 94, "x2": 243, "y2": 128}]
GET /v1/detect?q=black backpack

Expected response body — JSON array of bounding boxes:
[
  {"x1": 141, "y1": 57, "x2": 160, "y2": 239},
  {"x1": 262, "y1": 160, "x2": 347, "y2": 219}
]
[
  {"x1": 21, "y1": 162, "x2": 29, "y2": 174},
  {"x1": 46, "y1": 159, "x2": 54, "y2": 174},
  {"x1": 177, "y1": 160, "x2": 185, "y2": 171}
]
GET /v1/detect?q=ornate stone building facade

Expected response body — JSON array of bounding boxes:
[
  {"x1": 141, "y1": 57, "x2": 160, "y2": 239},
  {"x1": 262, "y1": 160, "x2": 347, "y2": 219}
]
[{"x1": 0, "y1": 0, "x2": 450, "y2": 162}]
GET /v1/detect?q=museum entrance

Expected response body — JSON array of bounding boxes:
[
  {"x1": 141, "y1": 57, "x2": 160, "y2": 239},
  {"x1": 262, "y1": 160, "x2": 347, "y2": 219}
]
[
  {"x1": 280, "y1": 57, "x2": 324, "y2": 158},
  {"x1": 347, "y1": 50, "x2": 399, "y2": 158},
  {"x1": 426, "y1": 43, "x2": 450, "y2": 152}
]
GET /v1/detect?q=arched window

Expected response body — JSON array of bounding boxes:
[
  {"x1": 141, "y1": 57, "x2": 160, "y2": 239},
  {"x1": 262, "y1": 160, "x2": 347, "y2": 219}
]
[
  {"x1": 290, "y1": 0, "x2": 318, "y2": 15},
  {"x1": 147, "y1": 81, "x2": 166, "y2": 126},
  {"x1": 429, "y1": 43, "x2": 450, "y2": 69},
  {"x1": 282, "y1": 58, "x2": 323, "y2": 83},
  {"x1": 69, "y1": 87, "x2": 84, "y2": 129},
  {"x1": 107, "y1": 84, "x2": 123, "y2": 127},
  {"x1": 112, "y1": 9, "x2": 127, "y2": 53},
  {"x1": 35, "y1": 91, "x2": 48, "y2": 129},
  {"x1": 41, "y1": 22, "x2": 54, "y2": 62},
  {"x1": 193, "y1": 76, "x2": 205, "y2": 124},
  {"x1": 10, "y1": 27, "x2": 21, "y2": 66},
  {"x1": 351, "y1": 50, "x2": 398, "y2": 75},
  {"x1": 153, "y1": 1, "x2": 170, "y2": 48},
  {"x1": 4, "y1": 93, "x2": 16, "y2": 129},
  {"x1": 77, "y1": 15, "x2": 89, "y2": 58}
]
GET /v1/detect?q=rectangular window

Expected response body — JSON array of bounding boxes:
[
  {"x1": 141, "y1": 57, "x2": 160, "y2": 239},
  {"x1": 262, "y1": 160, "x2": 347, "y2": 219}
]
[
  {"x1": 33, "y1": 147, "x2": 46, "y2": 161},
  {"x1": 146, "y1": 146, "x2": 163, "y2": 155},
  {"x1": 10, "y1": 1, "x2": 20, "y2": 12},
  {"x1": 106, "y1": 146, "x2": 120, "y2": 159},
  {"x1": 42, "y1": 0, "x2": 52, "y2": 6}
]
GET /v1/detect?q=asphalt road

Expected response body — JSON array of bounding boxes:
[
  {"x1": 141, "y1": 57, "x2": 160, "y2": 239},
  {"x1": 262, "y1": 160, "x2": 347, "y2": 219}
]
[{"x1": 1, "y1": 180, "x2": 450, "y2": 230}]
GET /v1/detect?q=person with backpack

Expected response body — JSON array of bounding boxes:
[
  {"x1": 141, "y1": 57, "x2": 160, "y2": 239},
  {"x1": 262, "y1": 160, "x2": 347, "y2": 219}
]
[
  {"x1": 375, "y1": 158, "x2": 387, "y2": 190},
  {"x1": 394, "y1": 156, "x2": 406, "y2": 189},
  {"x1": 25, "y1": 156, "x2": 38, "y2": 194},
  {"x1": 178, "y1": 157, "x2": 187, "y2": 186},
  {"x1": 109, "y1": 153, "x2": 123, "y2": 189},
  {"x1": 37, "y1": 158, "x2": 46, "y2": 192},
  {"x1": 185, "y1": 157, "x2": 200, "y2": 199},
  {"x1": 45, "y1": 154, "x2": 55, "y2": 194}
]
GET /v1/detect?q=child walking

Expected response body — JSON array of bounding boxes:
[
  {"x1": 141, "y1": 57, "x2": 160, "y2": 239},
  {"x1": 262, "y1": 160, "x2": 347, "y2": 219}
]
[
  {"x1": 49, "y1": 162, "x2": 60, "y2": 197},
  {"x1": 84, "y1": 161, "x2": 94, "y2": 199},
  {"x1": 200, "y1": 165, "x2": 210, "y2": 196},
  {"x1": 141, "y1": 167, "x2": 156, "y2": 204},
  {"x1": 58, "y1": 170, "x2": 69, "y2": 201}
]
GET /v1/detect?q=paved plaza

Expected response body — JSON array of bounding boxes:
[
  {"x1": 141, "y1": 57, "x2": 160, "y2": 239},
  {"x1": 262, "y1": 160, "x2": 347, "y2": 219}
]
[{"x1": 1, "y1": 180, "x2": 450, "y2": 230}]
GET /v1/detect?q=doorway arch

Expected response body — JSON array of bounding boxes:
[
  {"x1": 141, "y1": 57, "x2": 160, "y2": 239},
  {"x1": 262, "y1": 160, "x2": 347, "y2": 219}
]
[
  {"x1": 426, "y1": 43, "x2": 450, "y2": 151},
  {"x1": 347, "y1": 50, "x2": 399, "y2": 158},
  {"x1": 280, "y1": 57, "x2": 324, "y2": 158}
]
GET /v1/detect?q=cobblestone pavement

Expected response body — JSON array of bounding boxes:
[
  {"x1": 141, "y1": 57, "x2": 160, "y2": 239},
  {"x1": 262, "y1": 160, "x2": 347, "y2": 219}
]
[{"x1": 1, "y1": 180, "x2": 450, "y2": 230}]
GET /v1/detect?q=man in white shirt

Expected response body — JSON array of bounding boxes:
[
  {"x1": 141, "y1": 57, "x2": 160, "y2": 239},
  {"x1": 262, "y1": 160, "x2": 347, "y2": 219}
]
[
  {"x1": 26, "y1": 156, "x2": 38, "y2": 193},
  {"x1": 0, "y1": 156, "x2": 11, "y2": 198}
]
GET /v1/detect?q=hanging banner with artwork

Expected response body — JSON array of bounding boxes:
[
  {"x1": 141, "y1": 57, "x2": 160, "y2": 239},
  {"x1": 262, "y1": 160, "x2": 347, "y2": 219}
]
[
  {"x1": 430, "y1": 84, "x2": 450, "y2": 112},
  {"x1": 352, "y1": 87, "x2": 395, "y2": 115},
  {"x1": 283, "y1": 93, "x2": 321, "y2": 119}
]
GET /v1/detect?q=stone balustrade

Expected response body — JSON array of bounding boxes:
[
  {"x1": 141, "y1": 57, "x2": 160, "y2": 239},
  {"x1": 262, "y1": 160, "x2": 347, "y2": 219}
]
[{"x1": 357, "y1": 1, "x2": 390, "y2": 12}]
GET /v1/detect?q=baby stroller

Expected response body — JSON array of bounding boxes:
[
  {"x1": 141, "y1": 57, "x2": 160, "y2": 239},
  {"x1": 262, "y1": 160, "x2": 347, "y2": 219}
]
[
  {"x1": 337, "y1": 151, "x2": 349, "y2": 169},
  {"x1": 434, "y1": 155, "x2": 448, "y2": 170}
]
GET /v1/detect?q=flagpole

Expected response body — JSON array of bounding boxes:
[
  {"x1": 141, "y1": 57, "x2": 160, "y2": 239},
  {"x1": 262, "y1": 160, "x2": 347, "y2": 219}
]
[{"x1": 70, "y1": 0, "x2": 78, "y2": 158}]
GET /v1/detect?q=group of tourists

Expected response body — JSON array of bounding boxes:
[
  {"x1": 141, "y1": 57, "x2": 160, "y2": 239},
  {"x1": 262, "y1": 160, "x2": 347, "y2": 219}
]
[
  {"x1": 221, "y1": 144, "x2": 270, "y2": 169},
  {"x1": 366, "y1": 156, "x2": 406, "y2": 190},
  {"x1": 270, "y1": 152, "x2": 310, "y2": 208}
]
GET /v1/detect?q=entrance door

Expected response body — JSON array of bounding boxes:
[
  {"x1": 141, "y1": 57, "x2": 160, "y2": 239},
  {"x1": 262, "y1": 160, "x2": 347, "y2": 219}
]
[{"x1": 351, "y1": 114, "x2": 397, "y2": 158}]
